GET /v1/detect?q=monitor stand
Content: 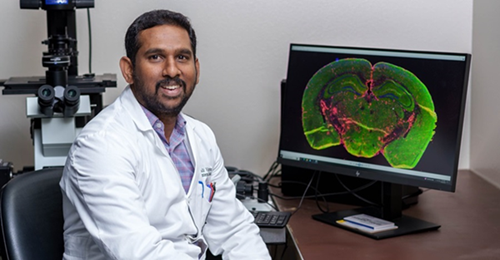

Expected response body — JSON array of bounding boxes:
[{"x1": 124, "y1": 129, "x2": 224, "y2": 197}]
[{"x1": 312, "y1": 182, "x2": 440, "y2": 240}]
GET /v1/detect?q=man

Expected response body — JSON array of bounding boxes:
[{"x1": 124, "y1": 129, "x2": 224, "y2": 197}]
[{"x1": 60, "y1": 9, "x2": 271, "y2": 260}]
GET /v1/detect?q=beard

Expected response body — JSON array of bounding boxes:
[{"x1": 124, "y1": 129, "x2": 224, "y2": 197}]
[{"x1": 132, "y1": 72, "x2": 196, "y2": 118}]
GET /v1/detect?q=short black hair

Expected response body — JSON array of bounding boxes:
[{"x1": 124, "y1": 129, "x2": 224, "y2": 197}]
[{"x1": 124, "y1": 9, "x2": 197, "y2": 66}]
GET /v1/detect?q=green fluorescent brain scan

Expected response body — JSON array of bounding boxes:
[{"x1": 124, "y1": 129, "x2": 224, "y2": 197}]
[{"x1": 302, "y1": 58, "x2": 437, "y2": 169}]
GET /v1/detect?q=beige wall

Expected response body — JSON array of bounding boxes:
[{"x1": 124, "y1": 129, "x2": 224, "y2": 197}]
[
  {"x1": 0, "y1": 0, "x2": 473, "y2": 177},
  {"x1": 471, "y1": 0, "x2": 500, "y2": 188}
]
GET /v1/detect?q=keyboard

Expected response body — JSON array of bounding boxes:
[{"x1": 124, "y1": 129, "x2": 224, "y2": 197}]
[{"x1": 252, "y1": 211, "x2": 291, "y2": 228}]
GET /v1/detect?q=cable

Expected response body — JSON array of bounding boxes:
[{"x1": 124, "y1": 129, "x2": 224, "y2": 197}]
[
  {"x1": 263, "y1": 161, "x2": 280, "y2": 181},
  {"x1": 290, "y1": 171, "x2": 316, "y2": 215},
  {"x1": 237, "y1": 169, "x2": 265, "y2": 182},
  {"x1": 270, "y1": 168, "x2": 282, "y2": 178},
  {"x1": 334, "y1": 173, "x2": 380, "y2": 207},
  {"x1": 314, "y1": 172, "x2": 330, "y2": 213},
  {"x1": 270, "y1": 179, "x2": 378, "y2": 200},
  {"x1": 86, "y1": 8, "x2": 93, "y2": 75},
  {"x1": 261, "y1": 161, "x2": 382, "y2": 213}
]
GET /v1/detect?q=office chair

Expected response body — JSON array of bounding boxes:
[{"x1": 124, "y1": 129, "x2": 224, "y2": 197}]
[{"x1": 0, "y1": 168, "x2": 64, "y2": 260}]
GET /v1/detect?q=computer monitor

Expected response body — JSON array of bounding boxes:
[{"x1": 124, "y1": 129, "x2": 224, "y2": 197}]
[{"x1": 277, "y1": 44, "x2": 471, "y2": 239}]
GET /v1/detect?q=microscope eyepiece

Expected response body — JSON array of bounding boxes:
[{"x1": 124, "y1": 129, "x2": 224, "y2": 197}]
[
  {"x1": 37, "y1": 85, "x2": 54, "y2": 106},
  {"x1": 37, "y1": 84, "x2": 55, "y2": 116},
  {"x1": 63, "y1": 85, "x2": 80, "y2": 117},
  {"x1": 64, "y1": 85, "x2": 79, "y2": 105}
]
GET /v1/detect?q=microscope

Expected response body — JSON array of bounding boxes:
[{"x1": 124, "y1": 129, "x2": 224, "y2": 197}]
[{"x1": 0, "y1": 0, "x2": 116, "y2": 172}]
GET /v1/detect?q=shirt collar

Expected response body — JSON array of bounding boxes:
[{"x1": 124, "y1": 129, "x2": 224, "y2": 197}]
[{"x1": 140, "y1": 106, "x2": 187, "y2": 135}]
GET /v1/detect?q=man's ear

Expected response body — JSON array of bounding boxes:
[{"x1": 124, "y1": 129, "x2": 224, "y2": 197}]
[{"x1": 120, "y1": 56, "x2": 134, "y2": 84}]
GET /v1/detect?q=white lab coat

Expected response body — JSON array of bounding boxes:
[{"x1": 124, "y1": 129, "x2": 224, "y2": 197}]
[{"x1": 60, "y1": 86, "x2": 270, "y2": 260}]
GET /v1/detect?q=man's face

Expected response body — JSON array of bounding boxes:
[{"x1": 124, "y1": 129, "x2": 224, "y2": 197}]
[{"x1": 121, "y1": 24, "x2": 200, "y2": 118}]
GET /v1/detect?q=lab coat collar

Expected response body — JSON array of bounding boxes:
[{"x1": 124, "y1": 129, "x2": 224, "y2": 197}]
[{"x1": 120, "y1": 86, "x2": 154, "y2": 133}]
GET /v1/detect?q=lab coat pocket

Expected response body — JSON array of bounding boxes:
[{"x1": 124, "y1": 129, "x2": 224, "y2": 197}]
[{"x1": 192, "y1": 180, "x2": 214, "y2": 227}]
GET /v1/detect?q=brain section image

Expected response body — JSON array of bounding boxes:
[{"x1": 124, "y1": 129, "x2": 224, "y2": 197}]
[{"x1": 302, "y1": 58, "x2": 437, "y2": 169}]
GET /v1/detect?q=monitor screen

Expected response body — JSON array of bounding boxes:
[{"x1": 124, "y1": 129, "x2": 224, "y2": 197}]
[{"x1": 278, "y1": 44, "x2": 471, "y2": 194}]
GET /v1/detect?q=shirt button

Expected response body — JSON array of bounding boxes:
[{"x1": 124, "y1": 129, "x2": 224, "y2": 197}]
[{"x1": 155, "y1": 123, "x2": 162, "y2": 129}]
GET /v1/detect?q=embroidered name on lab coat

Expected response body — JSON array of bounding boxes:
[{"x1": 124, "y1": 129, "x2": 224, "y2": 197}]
[{"x1": 201, "y1": 167, "x2": 213, "y2": 177}]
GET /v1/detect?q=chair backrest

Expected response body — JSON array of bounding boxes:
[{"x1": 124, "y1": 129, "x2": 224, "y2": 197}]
[{"x1": 0, "y1": 168, "x2": 64, "y2": 260}]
